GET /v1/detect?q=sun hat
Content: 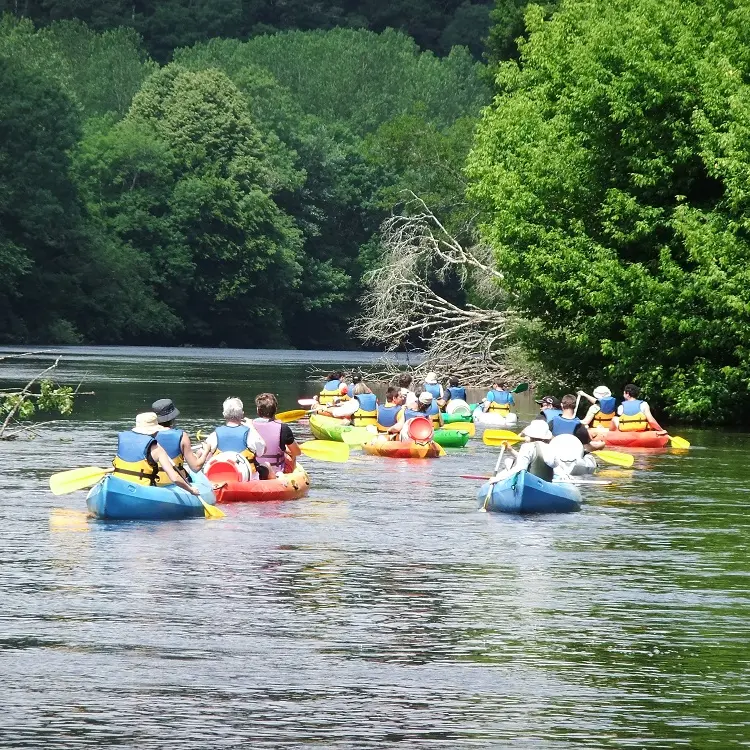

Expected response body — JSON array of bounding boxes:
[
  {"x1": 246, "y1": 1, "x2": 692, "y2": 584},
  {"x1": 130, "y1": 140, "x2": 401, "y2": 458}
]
[
  {"x1": 151, "y1": 398, "x2": 180, "y2": 424},
  {"x1": 593, "y1": 385, "x2": 612, "y2": 400},
  {"x1": 548, "y1": 434, "x2": 584, "y2": 462},
  {"x1": 418, "y1": 391, "x2": 434, "y2": 405},
  {"x1": 132, "y1": 412, "x2": 164, "y2": 435},
  {"x1": 521, "y1": 419, "x2": 553, "y2": 441},
  {"x1": 424, "y1": 372, "x2": 438, "y2": 384},
  {"x1": 535, "y1": 396, "x2": 561, "y2": 408}
]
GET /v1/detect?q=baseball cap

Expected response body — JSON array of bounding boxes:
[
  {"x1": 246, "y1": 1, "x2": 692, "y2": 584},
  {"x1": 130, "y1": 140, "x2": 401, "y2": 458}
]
[{"x1": 535, "y1": 396, "x2": 561, "y2": 408}]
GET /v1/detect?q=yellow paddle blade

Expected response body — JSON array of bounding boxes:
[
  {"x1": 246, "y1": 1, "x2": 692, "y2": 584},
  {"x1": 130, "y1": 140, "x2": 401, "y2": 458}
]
[
  {"x1": 341, "y1": 427, "x2": 375, "y2": 446},
  {"x1": 483, "y1": 429, "x2": 523, "y2": 445},
  {"x1": 300, "y1": 440, "x2": 350, "y2": 463},
  {"x1": 595, "y1": 450, "x2": 634, "y2": 468},
  {"x1": 200, "y1": 497, "x2": 225, "y2": 519},
  {"x1": 276, "y1": 409, "x2": 309, "y2": 423},
  {"x1": 442, "y1": 422, "x2": 475, "y2": 437},
  {"x1": 670, "y1": 435, "x2": 690, "y2": 449},
  {"x1": 49, "y1": 466, "x2": 111, "y2": 495}
]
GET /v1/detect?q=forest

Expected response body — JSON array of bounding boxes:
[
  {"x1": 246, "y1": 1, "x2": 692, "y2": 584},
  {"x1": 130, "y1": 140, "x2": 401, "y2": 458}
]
[{"x1": 2, "y1": 0, "x2": 750, "y2": 421}]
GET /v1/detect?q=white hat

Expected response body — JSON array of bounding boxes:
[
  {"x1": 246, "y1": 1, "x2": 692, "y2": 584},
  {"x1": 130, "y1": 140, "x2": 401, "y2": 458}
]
[
  {"x1": 520, "y1": 419, "x2": 552, "y2": 441},
  {"x1": 132, "y1": 412, "x2": 164, "y2": 435},
  {"x1": 593, "y1": 385, "x2": 612, "y2": 400},
  {"x1": 424, "y1": 372, "x2": 438, "y2": 384},
  {"x1": 418, "y1": 391, "x2": 434, "y2": 405},
  {"x1": 548, "y1": 434, "x2": 584, "y2": 462}
]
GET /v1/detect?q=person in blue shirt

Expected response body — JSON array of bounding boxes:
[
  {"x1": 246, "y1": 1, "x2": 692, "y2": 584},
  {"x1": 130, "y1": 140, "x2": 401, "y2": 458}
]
[
  {"x1": 549, "y1": 394, "x2": 604, "y2": 452},
  {"x1": 537, "y1": 395, "x2": 562, "y2": 423},
  {"x1": 483, "y1": 380, "x2": 514, "y2": 413},
  {"x1": 578, "y1": 386, "x2": 617, "y2": 432}
]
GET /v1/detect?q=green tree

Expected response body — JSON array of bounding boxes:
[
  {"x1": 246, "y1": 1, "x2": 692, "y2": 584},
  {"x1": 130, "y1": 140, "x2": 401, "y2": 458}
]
[{"x1": 469, "y1": 0, "x2": 750, "y2": 422}]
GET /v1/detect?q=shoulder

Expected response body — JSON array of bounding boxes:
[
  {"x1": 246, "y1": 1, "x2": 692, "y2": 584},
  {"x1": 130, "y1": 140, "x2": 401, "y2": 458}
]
[{"x1": 280, "y1": 423, "x2": 295, "y2": 444}]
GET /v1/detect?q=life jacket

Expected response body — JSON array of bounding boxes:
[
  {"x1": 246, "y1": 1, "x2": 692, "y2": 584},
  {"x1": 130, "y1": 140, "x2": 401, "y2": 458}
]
[
  {"x1": 377, "y1": 403, "x2": 401, "y2": 432},
  {"x1": 351, "y1": 393, "x2": 378, "y2": 427},
  {"x1": 318, "y1": 379, "x2": 348, "y2": 406},
  {"x1": 544, "y1": 408, "x2": 563, "y2": 423},
  {"x1": 619, "y1": 399, "x2": 649, "y2": 431},
  {"x1": 253, "y1": 418, "x2": 286, "y2": 470},
  {"x1": 215, "y1": 424, "x2": 256, "y2": 462},
  {"x1": 112, "y1": 431, "x2": 161, "y2": 486},
  {"x1": 550, "y1": 415, "x2": 582, "y2": 436},
  {"x1": 425, "y1": 400, "x2": 441, "y2": 428},
  {"x1": 486, "y1": 389, "x2": 511, "y2": 413},
  {"x1": 447, "y1": 385, "x2": 467, "y2": 401},
  {"x1": 400, "y1": 407, "x2": 425, "y2": 422},
  {"x1": 592, "y1": 396, "x2": 617, "y2": 429},
  {"x1": 155, "y1": 428, "x2": 189, "y2": 484},
  {"x1": 424, "y1": 383, "x2": 442, "y2": 400}
]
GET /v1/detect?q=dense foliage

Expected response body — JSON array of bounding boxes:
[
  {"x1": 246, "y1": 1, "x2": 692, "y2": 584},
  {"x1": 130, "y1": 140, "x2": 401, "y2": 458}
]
[
  {"x1": 0, "y1": 15, "x2": 488, "y2": 347},
  {"x1": 469, "y1": 0, "x2": 750, "y2": 422}
]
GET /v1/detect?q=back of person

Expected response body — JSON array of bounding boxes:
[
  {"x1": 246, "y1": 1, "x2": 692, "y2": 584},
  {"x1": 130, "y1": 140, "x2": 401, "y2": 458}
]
[
  {"x1": 252, "y1": 418, "x2": 285, "y2": 470},
  {"x1": 544, "y1": 408, "x2": 563, "y2": 423},
  {"x1": 377, "y1": 403, "x2": 401, "y2": 432},
  {"x1": 619, "y1": 398, "x2": 648, "y2": 431},
  {"x1": 425, "y1": 399, "x2": 441, "y2": 428},
  {"x1": 319, "y1": 376, "x2": 348, "y2": 406},
  {"x1": 550, "y1": 414, "x2": 582, "y2": 436},
  {"x1": 592, "y1": 396, "x2": 617, "y2": 428},
  {"x1": 447, "y1": 385, "x2": 467, "y2": 401},
  {"x1": 154, "y1": 427, "x2": 189, "y2": 481},
  {"x1": 486, "y1": 389, "x2": 512, "y2": 412},
  {"x1": 519, "y1": 441, "x2": 554, "y2": 482},
  {"x1": 113, "y1": 431, "x2": 160, "y2": 486},
  {"x1": 216, "y1": 424, "x2": 255, "y2": 460},
  {"x1": 351, "y1": 392, "x2": 378, "y2": 427},
  {"x1": 424, "y1": 382, "x2": 442, "y2": 400}
]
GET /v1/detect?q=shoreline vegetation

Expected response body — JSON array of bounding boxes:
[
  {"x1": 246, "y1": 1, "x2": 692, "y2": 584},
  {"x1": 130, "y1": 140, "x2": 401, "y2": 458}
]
[{"x1": 1, "y1": 0, "x2": 748, "y2": 423}]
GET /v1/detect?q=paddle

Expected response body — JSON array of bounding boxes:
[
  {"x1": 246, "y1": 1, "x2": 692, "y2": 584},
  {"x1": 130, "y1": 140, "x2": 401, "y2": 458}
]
[
  {"x1": 512, "y1": 382, "x2": 529, "y2": 393},
  {"x1": 481, "y1": 443, "x2": 507, "y2": 510},
  {"x1": 299, "y1": 440, "x2": 350, "y2": 463},
  {"x1": 441, "y1": 422, "x2": 476, "y2": 437},
  {"x1": 276, "y1": 409, "x2": 309, "y2": 423},
  {"x1": 669, "y1": 435, "x2": 690, "y2": 449},
  {"x1": 594, "y1": 449, "x2": 634, "y2": 468},
  {"x1": 483, "y1": 429, "x2": 524, "y2": 446},
  {"x1": 200, "y1": 496, "x2": 225, "y2": 519},
  {"x1": 341, "y1": 426, "x2": 377, "y2": 446},
  {"x1": 50, "y1": 466, "x2": 113, "y2": 495}
]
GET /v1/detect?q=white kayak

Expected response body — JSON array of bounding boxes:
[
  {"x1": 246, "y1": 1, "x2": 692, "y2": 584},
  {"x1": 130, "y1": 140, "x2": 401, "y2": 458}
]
[{"x1": 472, "y1": 408, "x2": 518, "y2": 428}]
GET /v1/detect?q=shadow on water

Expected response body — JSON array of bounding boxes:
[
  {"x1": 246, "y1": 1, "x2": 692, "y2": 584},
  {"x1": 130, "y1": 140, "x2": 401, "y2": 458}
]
[{"x1": 0, "y1": 347, "x2": 748, "y2": 748}]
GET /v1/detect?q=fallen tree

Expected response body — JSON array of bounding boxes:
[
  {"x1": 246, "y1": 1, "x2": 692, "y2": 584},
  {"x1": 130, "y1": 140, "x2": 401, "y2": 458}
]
[{"x1": 351, "y1": 194, "x2": 522, "y2": 386}]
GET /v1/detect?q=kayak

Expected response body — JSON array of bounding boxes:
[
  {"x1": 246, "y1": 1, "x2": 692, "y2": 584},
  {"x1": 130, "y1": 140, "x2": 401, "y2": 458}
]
[
  {"x1": 478, "y1": 470, "x2": 581, "y2": 514},
  {"x1": 433, "y1": 428, "x2": 470, "y2": 448},
  {"x1": 214, "y1": 464, "x2": 310, "y2": 503},
  {"x1": 309, "y1": 414, "x2": 373, "y2": 445},
  {"x1": 362, "y1": 437, "x2": 444, "y2": 459},
  {"x1": 86, "y1": 470, "x2": 215, "y2": 521},
  {"x1": 472, "y1": 409, "x2": 518, "y2": 428},
  {"x1": 443, "y1": 400, "x2": 477, "y2": 421},
  {"x1": 602, "y1": 431, "x2": 669, "y2": 448}
]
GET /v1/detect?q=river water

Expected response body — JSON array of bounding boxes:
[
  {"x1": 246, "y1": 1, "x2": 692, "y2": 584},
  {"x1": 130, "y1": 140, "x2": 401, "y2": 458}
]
[{"x1": 0, "y1": 347, "x2": 748, "y2": 748}]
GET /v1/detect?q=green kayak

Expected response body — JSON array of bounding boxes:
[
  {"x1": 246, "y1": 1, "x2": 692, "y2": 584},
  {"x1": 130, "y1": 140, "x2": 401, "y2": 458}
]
[
  {"x1": 442, "y1": 403, "x2": 477, "y2": 423},
  {"x1": 433, "y1": 428, "x2": 470, "y2": 447},
  {"x1": 309, "y1": 414, "x2": 374, "y2": 446}
]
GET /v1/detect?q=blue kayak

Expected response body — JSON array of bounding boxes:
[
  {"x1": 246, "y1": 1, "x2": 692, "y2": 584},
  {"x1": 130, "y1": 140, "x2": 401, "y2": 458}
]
[
  {"x1": 87, "y1": 470, "x2": 215, "y2": 521},
  {"x1": 478, "y1": 470, "x2": 581, "y2": 514}
]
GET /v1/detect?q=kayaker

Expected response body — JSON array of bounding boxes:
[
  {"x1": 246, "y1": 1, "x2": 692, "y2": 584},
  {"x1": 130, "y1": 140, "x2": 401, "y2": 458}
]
[
  {"x1": 550, "y1": 394, "x2": 605, "y2": 452},
  {"x1": 252, "y1": 392, "x2": 301, "y2": 476},
  {"x1": 389, "y1": 392, "x2": 439, "y2": 438},
  {"x1": 423, "y1": 372, "x2": 445, "y2": 405},
  {"x1": 202, "y1": 397, "x2": 267, "y2": 480},
  {"x1": 547, "y1": 434, "x2": 597, "y2": 477},
  {"x1": 348, "y1": 382, "x2": 379, "y2": 427},
  {"x1": 151, "y1": 398, "x2": 207, "y2": 479},
  {"x1": 376, "y1": 387, "x2": 405, "y2": 433},
  {"x1": 398, "y1": 373, "x2": 418, "y2": 410},
  {"x1": 494, "y1": 418, "x2": 554, "y2": 482},
  {"x1": 317, "y1": 372, "x2": 349, "y2": 406},
  {"x1": 613, "y1": 384, "x2": 666, "y2": 433},
  {"x1": 482, "y1": 380, "x2": 514, "y2": 414},
  {"x1": 578, "y1": 386, "x2": 617, "y2": 431},
  {"x1": 537, "y1": 395, "x2": 562, "y2": 422},
  {"x1": 445, "y1": 376, "x2": 467, "y2": 404},
  {"x1": 112, "y1": 412, "x2": 201, "y2": 495}
]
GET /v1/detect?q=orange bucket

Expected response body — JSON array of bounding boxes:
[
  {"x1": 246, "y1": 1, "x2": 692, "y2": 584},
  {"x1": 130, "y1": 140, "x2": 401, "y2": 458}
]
[{"x1": 406, "y1": 416, "x2": 434, "y2": 443}]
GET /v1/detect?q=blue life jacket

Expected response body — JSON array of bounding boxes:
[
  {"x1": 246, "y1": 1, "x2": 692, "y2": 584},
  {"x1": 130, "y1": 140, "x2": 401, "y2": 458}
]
[
  {"x1": 487, "y1": 389, "x2": 512, "y2": 404},
  {"x1": 377, "y1": 403, "x2": 401, "y2": 430},
  {"x1": 216, "y1": 425, "x2": 250, "y2": 453},
  {"x1": 323, "y1": 379, "x2": 340, "y2": 392},
  {"x1": 424, "y1": 383, "x2": 442, "y2": 400},
  {"x1": 544, "y1": 409, "x2": 563, "y2": 423},
  {"x1": 598, "y1": 396, "x2": 616, "y2": 414},
  {"x1": 155, "y1": 428, "x2": 184, "y2": 460},
  {"x1": 116, "y1": 431, "x2": 156, "y2": 462},
  {"x1": 356, "y1": 393, "x2": 378, "y2": 412},
  {"x1": 621, "y1": 399, "x2": 644, "y2": 416},
  {"x1": 113, "y1": 432, "x2": 160, "y2": 485},
  {"x1": 551, "y1": 415, "x2": 582, "y2": 436},
  {"x1": 402, "y1": 408, "x2": 425, "y2": 421},
  {"x1": 447, "y1": 386, "x2": 467, "y2": 401}
]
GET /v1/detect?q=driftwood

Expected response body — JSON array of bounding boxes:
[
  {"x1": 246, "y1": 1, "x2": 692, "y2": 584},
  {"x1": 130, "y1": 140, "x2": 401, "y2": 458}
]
[{"x1": 349, "y1": 194, "x2": 523, "y2": 386}]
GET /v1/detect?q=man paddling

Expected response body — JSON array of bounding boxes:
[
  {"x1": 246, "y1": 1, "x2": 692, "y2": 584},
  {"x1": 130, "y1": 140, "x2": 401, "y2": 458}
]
[
  {"x1": 549, "y1": 394, "x2": 605, "y2": 453},
  {"x1": 613, "y1": 384, "x2": 666, "y2": 434},
  {"x1": 151, "y1": 398, "x2": 207, "y2": 479}
]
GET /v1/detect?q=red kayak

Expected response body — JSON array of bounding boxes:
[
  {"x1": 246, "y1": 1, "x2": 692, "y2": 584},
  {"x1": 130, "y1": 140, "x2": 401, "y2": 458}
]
[
  {"x1": 602, "y1": 431, "x2": 669, "y2": 448},
  {"x1": 206, "y1": 462, "x2": 310, "y2": 503}
]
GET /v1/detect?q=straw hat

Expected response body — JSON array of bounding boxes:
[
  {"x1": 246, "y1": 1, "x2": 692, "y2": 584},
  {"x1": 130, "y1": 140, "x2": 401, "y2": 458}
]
[
  {"x1": 593, "y1": 385, "x2": 612, "y2": 400},
  {"x1": 424, "y1": 372, "x2": 438, "y2": 384},
  {"x1": 521, "y1": 419, "x2": 553, "y2": 441},
  {"x1": 132, "y1": 412, "x2": 164, "y2": 435}
]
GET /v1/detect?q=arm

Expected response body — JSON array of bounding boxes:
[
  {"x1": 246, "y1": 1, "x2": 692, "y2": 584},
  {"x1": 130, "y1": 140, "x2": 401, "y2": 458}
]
[
  {"x1": 580, "y1": 403, "x2": 599, "y2": 426},
  {"x1": 640, "y1": 402, "x2": 665, "y2": 432},
  {"x1": 577, "y1": 390, "x2": 597, "y2": 406},
  {"x1": 281, "y1": 424, "x2": 302, "y2": 459},
  {"x1": 151, "y1": 444, "x2": 199, "y2": 495},
  {"x1": 330, "y1": 398, "x2": 360, "y2": 419},
  {"x1": 180, "y1": 432, "x2": 206, "y2": 472},
  {"x1": 388, "y1": 407, "x2": 406, "y2": 434}
]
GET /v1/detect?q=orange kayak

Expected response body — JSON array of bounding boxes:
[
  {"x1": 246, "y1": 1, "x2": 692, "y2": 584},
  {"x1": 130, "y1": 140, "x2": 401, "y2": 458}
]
[
  {"x1": 213, "y1": 464, "x2": 310, "y2": 503},
  {"x1": 602, "y1": 431, "x2": 669, "y2": 448},
  {"x1": 361, "y1": 438, "x2": 444, "y2": 458}
]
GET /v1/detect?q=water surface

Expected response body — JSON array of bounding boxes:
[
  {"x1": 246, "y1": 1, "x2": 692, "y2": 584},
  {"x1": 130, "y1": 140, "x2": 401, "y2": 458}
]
[{"x1": 0, "y1": 348, "x2": 747, "y2": 748}]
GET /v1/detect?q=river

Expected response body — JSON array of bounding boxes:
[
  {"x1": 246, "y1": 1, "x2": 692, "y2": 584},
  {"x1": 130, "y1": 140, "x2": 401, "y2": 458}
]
[{"x1": 0, "y1": 347, "x2": 748, "y2": 748}]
